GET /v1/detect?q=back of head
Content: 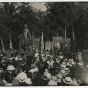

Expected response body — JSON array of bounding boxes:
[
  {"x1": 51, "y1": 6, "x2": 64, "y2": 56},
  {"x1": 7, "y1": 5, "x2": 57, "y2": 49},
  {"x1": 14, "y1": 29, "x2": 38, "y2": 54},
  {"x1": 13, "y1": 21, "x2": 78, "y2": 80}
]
[{"x1": 5, "y1": 74, "x2": 13, "y2": 83}]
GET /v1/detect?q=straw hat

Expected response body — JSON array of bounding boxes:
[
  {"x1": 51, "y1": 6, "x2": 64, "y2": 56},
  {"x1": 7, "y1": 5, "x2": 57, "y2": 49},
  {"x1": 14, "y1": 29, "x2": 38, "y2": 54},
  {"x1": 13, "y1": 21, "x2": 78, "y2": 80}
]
[
  {"x1": 25, "y1": 78, "x2": 32, "y2": 85},
  {"x1": 6, "y1": 65, "x2": 15, "y2": 70},
  {"x1": 35, "y1": 53, "x2": 39, "y2": 58},
  {"x1": 63, "y1": 77, "x2": 72, "y2": 84},
  {"x1": 61, "y1": 64, "x2": 66, "y2": 69},
  {"x1": 17, "y1": 72, "x2": 27, "y2": 82},
  {"x1": 35, "y1": 50, "x2": 38, "y2": 53},
  {"x1": 62, "y1": 62, "x2": 66, "y2": 65},
  {"x1": 57, "y1": 73, "x2": 63, "y2": 79},
  {"x1": 44, "y1": 72, "x2": 51, "y2": 80},
  {"x1": 31, "y1": 64, "x2": 36, "y2": 69},
  {"x1": 78, "y1": 62, "x2": 83, "y2": 66},
  {"x1": 48, "y1": 80, "x2": 57, "y2": 86},
  {"x1": 64, "y1": 68, "x2": 70, "y2": 74},
  {"x1": 51, "y1": 76, "x2": 57, "y2": 81},
  {"x1": 60, "y1": 70, "x2": 66, "y2": 76},
  {"x1": 28, "y1": 67, "x2": 39, "y2": 73}
]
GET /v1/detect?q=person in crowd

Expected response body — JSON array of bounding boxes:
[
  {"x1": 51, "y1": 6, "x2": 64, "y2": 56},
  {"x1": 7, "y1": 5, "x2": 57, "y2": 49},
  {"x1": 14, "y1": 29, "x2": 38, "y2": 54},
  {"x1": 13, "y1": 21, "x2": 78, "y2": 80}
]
[{"x1": 0, "y1": 48, "x2": 87, "y2": 86}]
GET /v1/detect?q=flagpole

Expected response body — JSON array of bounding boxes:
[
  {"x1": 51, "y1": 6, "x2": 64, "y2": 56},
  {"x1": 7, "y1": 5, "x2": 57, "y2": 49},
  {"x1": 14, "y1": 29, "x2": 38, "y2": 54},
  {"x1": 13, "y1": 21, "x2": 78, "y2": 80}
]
[
  {"x1": 41, "y1": 32, "x2": 44, "y2": 55},
  {"x1": 32, "y1": 31, "x2": 35, "y2": 50},
  {"x1": 10, "y1": 36, "x2": 13, "y2": 50},
  {"x1": 72, "y1": 25, "x2": 76, "y2": 60},
  {"x1": 1, "y1": 37, "x2": 5, "y2": 51},
  {"x1": 65, "y1": 27, "x2": 66, "y2": 38}
]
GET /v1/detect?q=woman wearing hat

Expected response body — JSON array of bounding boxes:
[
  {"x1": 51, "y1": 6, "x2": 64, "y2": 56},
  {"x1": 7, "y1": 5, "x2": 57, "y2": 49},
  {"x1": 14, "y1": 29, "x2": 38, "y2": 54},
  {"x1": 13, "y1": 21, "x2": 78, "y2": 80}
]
[
  {"x1": 6, "y1": 65, "x2": 16, "y2": 78},
  {"x1": 63, "y1": 77, "x2": 72, "y2": 86}
]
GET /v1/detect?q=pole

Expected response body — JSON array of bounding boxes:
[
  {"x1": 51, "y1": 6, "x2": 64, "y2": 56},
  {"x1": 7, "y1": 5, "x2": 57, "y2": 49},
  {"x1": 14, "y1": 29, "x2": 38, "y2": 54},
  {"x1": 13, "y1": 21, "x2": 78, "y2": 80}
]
[{"x1": 65, "y1": 26, "x2": 66, "y2": 38}]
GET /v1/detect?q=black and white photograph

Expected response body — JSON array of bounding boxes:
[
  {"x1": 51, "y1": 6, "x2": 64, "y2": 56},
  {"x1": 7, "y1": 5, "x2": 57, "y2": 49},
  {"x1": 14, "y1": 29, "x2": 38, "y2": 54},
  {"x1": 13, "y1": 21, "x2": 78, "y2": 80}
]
[{"x1": 0, "y1": 1, "x2": 88, "y2": 86}]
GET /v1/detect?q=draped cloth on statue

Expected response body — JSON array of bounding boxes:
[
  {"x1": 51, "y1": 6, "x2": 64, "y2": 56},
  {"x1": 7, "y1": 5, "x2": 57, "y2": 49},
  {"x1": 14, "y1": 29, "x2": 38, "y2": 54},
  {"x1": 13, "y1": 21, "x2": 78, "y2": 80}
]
[
  {"x1": 19, "y1": 28, "x2": 32, "y2": 55},
  {"x1": 21, "y1": 28, "x2": 31, "y2": 46}
]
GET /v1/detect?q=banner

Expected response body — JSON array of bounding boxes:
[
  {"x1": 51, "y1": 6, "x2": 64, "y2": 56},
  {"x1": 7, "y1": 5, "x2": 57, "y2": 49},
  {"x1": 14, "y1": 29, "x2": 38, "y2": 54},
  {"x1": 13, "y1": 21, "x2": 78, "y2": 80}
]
[
  {"x1": 77, "y1": 52, "x2": 82, "y2": 61},
  {"x1": 62, "y1": 38, "x2": 71, "y2": 54},
  {"x1": 53, "y1": 37, "x2": 62, "y2": 52},
  {"x1": 82, "y1": 50, "x2": 88, "y2": 63},
  {"x1": 45, "y1": 42, "x2": 53, "y2": 51},
  {"x1": 10, "y1": 36, "x2": 13, "y2": 50},
  {"x1": 1, "y1": 38, "x2": 5, "y2": 51},
  {"x1": 41, "y1": 32, "x2": 44, "y2": 52},
  {"x1": 34, "y1": 38, "x2": 40, "y2": 50},
  {"x1": 71, "y1": 29, "x2": 76, "y2": 53}
]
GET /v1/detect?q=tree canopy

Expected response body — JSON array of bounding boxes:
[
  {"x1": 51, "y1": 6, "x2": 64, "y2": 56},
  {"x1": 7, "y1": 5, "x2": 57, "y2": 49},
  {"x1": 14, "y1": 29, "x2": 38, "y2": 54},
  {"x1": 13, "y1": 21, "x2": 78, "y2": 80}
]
[{"x1": 0, "y1": 2, "x2": 88, "y2": 50}]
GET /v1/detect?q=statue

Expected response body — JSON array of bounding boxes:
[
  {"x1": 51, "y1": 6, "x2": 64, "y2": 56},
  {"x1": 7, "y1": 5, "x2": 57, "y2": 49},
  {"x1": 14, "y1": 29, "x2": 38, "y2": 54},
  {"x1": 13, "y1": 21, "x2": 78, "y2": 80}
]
[{"x1": 19, "y1": 24, "x2": 31, "y2": 53}]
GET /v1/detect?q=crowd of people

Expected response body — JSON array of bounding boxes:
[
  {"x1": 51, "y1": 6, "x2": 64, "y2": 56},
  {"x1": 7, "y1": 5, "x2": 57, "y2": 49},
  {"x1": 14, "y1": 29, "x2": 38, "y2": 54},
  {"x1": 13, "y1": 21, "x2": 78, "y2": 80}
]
[{"x1": 0, "y1": 49, "x2": 87, "y2": 86}]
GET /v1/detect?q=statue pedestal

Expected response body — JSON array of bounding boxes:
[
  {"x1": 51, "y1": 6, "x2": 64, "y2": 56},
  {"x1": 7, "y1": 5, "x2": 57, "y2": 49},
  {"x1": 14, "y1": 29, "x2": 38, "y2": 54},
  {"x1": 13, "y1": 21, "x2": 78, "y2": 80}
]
[
  {"x1": 25, "y1": 44, "x2": 33, "y2": 56},
  {"x1": 19, "y1": 40, "x2": 33, "y2": 56}
]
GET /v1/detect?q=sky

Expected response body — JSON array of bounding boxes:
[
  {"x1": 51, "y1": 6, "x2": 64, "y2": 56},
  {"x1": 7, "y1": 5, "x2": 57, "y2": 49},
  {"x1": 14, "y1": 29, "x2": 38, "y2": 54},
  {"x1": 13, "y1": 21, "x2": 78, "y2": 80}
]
[{"x1": 30, "y1": 2, "x2": 47, "y2": 11}]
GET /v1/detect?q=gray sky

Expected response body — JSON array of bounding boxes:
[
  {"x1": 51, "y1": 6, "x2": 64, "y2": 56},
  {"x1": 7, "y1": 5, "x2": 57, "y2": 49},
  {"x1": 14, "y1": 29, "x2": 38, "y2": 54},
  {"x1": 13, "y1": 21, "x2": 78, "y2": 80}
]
[{"x1": 30, "y1": 2, "x2": 47, "y2": 11}]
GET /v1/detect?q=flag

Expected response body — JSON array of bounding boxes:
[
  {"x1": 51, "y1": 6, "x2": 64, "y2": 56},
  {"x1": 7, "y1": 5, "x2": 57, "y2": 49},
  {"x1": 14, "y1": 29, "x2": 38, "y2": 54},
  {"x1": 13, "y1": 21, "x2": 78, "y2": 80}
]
[
  {"x1": 41, "y1": 32, "x2": 44, "y2": 54},
  {"x1": 10, "y1": 36, "x2": 12, "y2": 49},
  {"x1": 65, "y1": 27, "x2": 66, "y2": 38},
  {"x1": 1, "y1": 37, "x2": 5, "y2": 51},
  {"x1": 32, "y1": 32, "x2": 35, "y2": 50},
  {"x1": 71, "y1": 28, "x2": 76, "y2": 55}
]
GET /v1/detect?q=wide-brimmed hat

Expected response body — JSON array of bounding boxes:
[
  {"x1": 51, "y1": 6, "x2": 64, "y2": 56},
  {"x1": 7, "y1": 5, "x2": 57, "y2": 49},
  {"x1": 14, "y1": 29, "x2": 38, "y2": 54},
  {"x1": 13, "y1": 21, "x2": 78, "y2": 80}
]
[
  {"x1": 51, "y1": 76, "x2": 57, "y2": 81},
  {"x1": 1, "y1": 59, "x2": 6, "y2": 63},
  {"x1": 28, "y1": 67, "x2": 39, "y2": 73},
  {"x1": 61, "y1": 64, "x2": 66, "y2": 69},
  {"x1": 57, "y1": 73, "x2": 63, "y2": 79},
  {"x1": 60, "y1": 70, "x2": 66, "y2": 76},
  {"x1": 48, "y1": 80, "x2": 57, "y2": 86},
  {"x1": 45, "y1": 51, "x2": 49, "y2": 55},
  {"x1": 64, "y1": 68, "x2": 70, "y2": 73},
  {"x1": 25, "y1": 78, "x2": 32, "y2": 85},
  {"x1": 63, "y1": 77, "x2": 72, "y2": 84},
  {"x1": 78, "y1": 62, "x2": 83, "y2": 66},
  {"x1": 17, "y1": 72, "x2": 27, "y2": 82},
  {"x1": 35, "y1": 49, "x2": 38, "y2": 52},
  {"x1": 44, "y1": 72, "x2": 51, "y2": 80},
  {"x1": 62, "y1": 62, "x2": 66, "y2": 65},
  {"x1": 35, "y1": 53, "x2": 39, "y2": 58},
  {"x1": 31, "y1": 64, "x2": 36, "y2": 69},
  {"x1": 18, "y1": 57, "x2": 23, "y2": 61},
  {"x1": 6, "y1": 65, "x2": 15, "y2": 70}
]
